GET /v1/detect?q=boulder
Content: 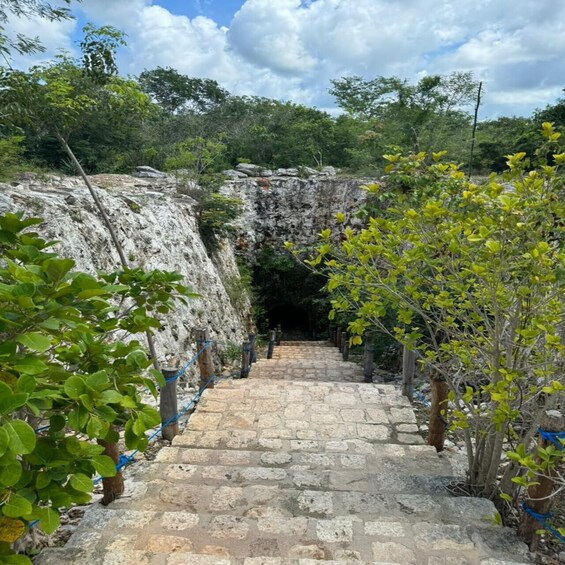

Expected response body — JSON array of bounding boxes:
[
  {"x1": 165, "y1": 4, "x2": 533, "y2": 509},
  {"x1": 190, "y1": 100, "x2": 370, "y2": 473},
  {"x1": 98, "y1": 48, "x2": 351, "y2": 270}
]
[
  {"x1": 275, "y1": 168, "x2": 299, "y2": 177},
  {"x1": 223, "y1": 169, "x2": 248, "y2": 179},
  {"x1": 236, "y1": 163, "x2": 273, "y2": 177},
  {"x1": 320, "y1": 166, "x2": 337, "y2": 177},
  {"x1": 132, "y1": 166, "x2": 167, "y2": 179}
]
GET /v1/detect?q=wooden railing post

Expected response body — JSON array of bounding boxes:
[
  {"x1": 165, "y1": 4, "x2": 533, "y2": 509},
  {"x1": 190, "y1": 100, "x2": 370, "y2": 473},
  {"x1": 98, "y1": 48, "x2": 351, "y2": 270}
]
[
  {"x1": 336, "y1": 328, "x2": 342, "y2": 349},
  {"x1": 241, "y1": 341, "x2": 251, "y2": 378},
  {"x1": 342, "y1": 332, "x2": 349, "y2": 361},
  {"x1": 428, "y1": 376, "x2": 448, "y2": 451},
  {"x1": 402, "y1": 346, "x2": 416, "y2": 402},
  {"x1": 267, "y1": 330, "x2": 276, "y2": 359},
  {"x1": 195, "y1": 329, "x2": 214, "y2": 390},
  {"x1": 275, "y1": 324, "x2": 282, "y2": 345},
  {"x1": 160, "y1": 367, "x2": 179, "y2": 441},
  {"x1": 97, "y1": 431, "x2": 124, "y2": 506},
  {"x1": 363, "y1": 332, "x2": 374, "y2": 383},
  {"x1": 518, "y1": 410, "x2": 564, "y2": 548},
  {"x1": 249, "y1": 333, "x2": 256, "y2": 364}
]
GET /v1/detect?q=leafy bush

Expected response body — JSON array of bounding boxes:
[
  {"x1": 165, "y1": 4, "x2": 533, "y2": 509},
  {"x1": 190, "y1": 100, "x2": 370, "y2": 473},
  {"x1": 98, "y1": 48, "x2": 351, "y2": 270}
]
[
  {"x1": 197, "y1": 193, "x2": 242, "y2": 253},
  {"x1": 309, "y1": 124, "x2": 564, "y2": 503},
  {"x1": 0, "y1": 213, "x2": 193, "y2": 561}
]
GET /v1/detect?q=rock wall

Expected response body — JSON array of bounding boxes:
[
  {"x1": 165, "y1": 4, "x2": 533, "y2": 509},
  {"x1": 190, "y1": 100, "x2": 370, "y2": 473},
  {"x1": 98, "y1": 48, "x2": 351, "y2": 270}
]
[
  {"x1": 0, "y1": 171, "x2": 375, "y2": 375},
  {"x1": 220, "y1": 174, "x2": 374, "y2": 255},
  {"x1": 0, "y1": 174, "x2": 252, "y2": 382}
]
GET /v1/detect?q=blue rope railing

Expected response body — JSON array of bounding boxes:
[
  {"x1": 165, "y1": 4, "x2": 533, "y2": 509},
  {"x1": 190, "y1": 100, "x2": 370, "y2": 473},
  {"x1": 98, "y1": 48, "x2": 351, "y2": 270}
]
[
  {"x1": 94, "y1": 372, "x2": 220, "y2": 483},
  {"x1": 164, "y1": 340, "x2": 214, "y2": 383},
  {"x1": 521, "y1": 503, "x2": 565, "y2": 543},
  {"x1": 28, "y1": 372, "x2": 223, "y2": 530},
  {"x1": 538, "y1": 428, "x2": 565, "y2": 450}
]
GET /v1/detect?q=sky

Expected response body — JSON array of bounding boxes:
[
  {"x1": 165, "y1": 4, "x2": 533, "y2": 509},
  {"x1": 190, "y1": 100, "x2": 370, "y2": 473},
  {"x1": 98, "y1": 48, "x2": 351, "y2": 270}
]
[{"x1": 5, "y1": 0, "x2": 565, "y2": 119}]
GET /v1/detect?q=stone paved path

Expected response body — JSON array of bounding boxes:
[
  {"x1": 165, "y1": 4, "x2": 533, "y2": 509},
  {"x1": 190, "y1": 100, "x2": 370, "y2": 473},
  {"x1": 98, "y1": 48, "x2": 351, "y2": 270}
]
[{"x1": 36, "y1": 342, "x2": 531, "y2": 565}]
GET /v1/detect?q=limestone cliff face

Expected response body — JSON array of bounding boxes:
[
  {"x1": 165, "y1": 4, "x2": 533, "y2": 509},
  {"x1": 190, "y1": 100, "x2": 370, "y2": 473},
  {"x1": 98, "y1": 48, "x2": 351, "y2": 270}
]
[
  {"x1": 0, "y1": 174, "x2": 251, "y2": 380},
  {"x1": 220, "y1": 175, "x2": 374, "y2": 254},
  {"x1": 0, "y1": 172, "x2": 373, "y2": 375}
]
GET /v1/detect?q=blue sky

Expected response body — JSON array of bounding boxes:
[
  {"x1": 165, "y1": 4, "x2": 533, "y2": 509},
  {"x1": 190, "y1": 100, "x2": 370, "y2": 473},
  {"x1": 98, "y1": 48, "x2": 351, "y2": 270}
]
[
  {"x1": 159, "y1": 0, "x2": 243, "y2": 26},
  {"x1": 5, "y1": 0, "x2": 564, "y2": 119}
]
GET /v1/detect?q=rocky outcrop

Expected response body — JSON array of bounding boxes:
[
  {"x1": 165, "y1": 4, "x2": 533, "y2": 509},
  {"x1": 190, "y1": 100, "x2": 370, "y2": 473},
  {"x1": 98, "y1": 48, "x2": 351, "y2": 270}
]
[
  {"x1": 221, "y1": 175, "x2": 376, "y2": 254},
  {"x1": 0, "y1": 174, "x2": 252, "y2": 382}
]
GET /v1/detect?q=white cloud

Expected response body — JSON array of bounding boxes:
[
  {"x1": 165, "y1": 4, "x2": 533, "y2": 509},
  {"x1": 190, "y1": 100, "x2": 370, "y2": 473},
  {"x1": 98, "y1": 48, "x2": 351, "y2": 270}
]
[{"x1": 3, "y1": 0, "x2": 563, "y2": 117}]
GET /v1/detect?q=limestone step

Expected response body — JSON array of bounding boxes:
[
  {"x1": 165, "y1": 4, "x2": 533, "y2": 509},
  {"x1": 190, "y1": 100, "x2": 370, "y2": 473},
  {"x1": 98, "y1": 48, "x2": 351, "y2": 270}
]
[
  {"x1": 49, "y1": 504, "x2": 529, "y2": 565},
  {"x1": 35, "y1": 550, "x2": 532, "y2": 565},
  {"x1": 34, "y1": 343, "x2": 532, "y2": 565},
  {"x1": 108, "y1": 475, "x2": 490, "y2": 524},
  {"x1": 153, "y1": 444, "x2": 453, "y2": 475}
]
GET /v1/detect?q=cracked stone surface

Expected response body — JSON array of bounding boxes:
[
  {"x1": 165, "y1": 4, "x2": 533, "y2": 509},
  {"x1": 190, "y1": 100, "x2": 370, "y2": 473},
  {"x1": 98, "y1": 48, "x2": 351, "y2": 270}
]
[{"x1": 36, "y1": 343, "x2": 532, "y2": 565}]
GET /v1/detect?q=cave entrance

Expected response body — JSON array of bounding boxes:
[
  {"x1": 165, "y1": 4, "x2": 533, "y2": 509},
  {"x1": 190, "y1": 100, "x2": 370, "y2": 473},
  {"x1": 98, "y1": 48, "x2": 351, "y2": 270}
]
[
  {"x1": 267, "y1": 304, "x2": 311, "y2": 341},
  {"x1": 252, "y1": 246, "x2": 330, "y2": 341}
]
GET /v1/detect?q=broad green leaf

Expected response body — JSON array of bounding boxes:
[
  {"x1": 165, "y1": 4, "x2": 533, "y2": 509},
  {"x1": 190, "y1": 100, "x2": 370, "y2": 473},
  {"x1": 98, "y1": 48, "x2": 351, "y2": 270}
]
[
  {"x1": 34, "y1": 507, "x2": 60, "y2": 535},
  {"x1": 0, "y1": 461, "x2": 22, "y2": 487},
  {"x1": 2, "y1": 494, "x2": 32, "y2": 518},
  {"x1": 3, "y1": 420, "x2": 36, "y2": 454},
  {"x1": 91, "y1": 455, "x2": 117, "y2": 477},
  {"x1": 98, "y1": 390, "x2": 123, "y2": 404},
  {"x1": 13, "y1": 357, "x2": 47, "y2": 376},
  {"x1": 16, "y1": 333, "x2": 51, "y2": 353},
  {"x1": 43, "y1": 258, "x2": 75, "y2": 282},
  {"x1": 0, "y1": 393, "x2": 28, "y2": 415},
  {"x1": 49, "y1": 414, "x2": 66, "y2": 432},
  {"x1": 69, "y1": 473, "x2": 93, "y2": 493},
  {"x1": 16, "y1": 374, "x2": 36, "y2": 394},
  {"x1": 64, "y1": 376, "x2": 86, "y2": 399}
]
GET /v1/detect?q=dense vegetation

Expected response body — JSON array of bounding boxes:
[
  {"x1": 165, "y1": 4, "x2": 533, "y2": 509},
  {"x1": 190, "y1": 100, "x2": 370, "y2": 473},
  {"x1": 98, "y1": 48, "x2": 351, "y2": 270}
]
[
  {"x1": 0, "y1": 9, "x2": 563, "y2": 180},
  {"x1": 0, "y1": 4, "x2": 563, "y2": 554},
  {"x1": 306, "y1": 124, "x2": 564, "y2": 539}
]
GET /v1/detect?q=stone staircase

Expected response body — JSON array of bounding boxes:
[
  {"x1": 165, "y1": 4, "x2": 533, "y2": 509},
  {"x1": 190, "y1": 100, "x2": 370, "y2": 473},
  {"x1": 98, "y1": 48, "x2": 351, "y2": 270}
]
[{"x1": 35, "y1": 342, "x2": 531, "y2": 565}]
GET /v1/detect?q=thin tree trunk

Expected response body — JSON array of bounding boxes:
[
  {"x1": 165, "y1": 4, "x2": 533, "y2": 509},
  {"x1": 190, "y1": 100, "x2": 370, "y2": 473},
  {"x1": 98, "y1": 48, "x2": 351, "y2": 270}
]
[
  {"x1": 97, "y1": 437, "x2": 124, "y2": 505},
  {"x1": 428, "y1": 376, "x2": 448, "y2": 451},
  {"x1": 467, "y1": 81, "x2": 482, "y2": 178},
  {"x1": 56, "y1": 130, "x2": 159, "y2": 369}
]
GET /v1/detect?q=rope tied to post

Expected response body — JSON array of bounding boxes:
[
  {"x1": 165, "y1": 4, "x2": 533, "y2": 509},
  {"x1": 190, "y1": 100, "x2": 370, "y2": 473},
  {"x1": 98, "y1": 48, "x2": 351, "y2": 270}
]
[
  {"x1": 538, "y1": 428, "x2": 565, "y2": 450},
  {"x1": 165, "y1": 340, "x2": 215, "y2": 383},
  {"x1": 521, "y1": 502, "x2": 565, "y2": 543},
  {"x1": 94, "y1": 373, "x2": 220, "y2": 484}
]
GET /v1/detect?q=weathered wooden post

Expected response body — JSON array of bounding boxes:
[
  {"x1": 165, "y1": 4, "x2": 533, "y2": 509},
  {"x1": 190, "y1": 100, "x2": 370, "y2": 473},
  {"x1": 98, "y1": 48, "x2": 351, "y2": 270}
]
[
  {"x1": 241, "y1": 341, "x2": 251, "y2": 378},
  {"x1": 402, "y1": 346, "x2": 416, "y2": 402},
  {"x1": 160, "y1": 367, "x2": 179, "y2": 441},
  {"x1": 275, "y1": 324, "x2": 282, "y2": 345},
  {"x1": 363, "y1": 332, "x2": 374, "y2": 383},
  {"x1": 336, "y1": 328, "x2": 342, "y2": 350},
  {"x1": 267, "y1": 330, "x2": 276, "y2": 359},
  {"x1": 342, "y1": 332, "x2": 349, "y2": 361},
  {"x1": 428, "y1": 375, "x2": 448, "y2": 451},
  {"x1": 97, "y1": 432, "x2": 124, "y2": 505},
  {"x1": 249, "y1": 333, "x2": 256, "y2": 364},
  {"x1": 518, "y1": 410, "x2": 564, "y2": 548},
  {"x1": 195, "y1": 329, "x2": 214, "y2": 390}
]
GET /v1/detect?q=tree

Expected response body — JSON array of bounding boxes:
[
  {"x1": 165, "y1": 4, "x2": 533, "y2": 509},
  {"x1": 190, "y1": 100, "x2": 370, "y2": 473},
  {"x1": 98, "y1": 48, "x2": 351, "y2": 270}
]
[
  {"x1": 0, "y1": 0, "x2": 75, "y2": 61},
  {"x1": 0, "y1": 213, "x2": 194, "y2": 562},
  {"x1": 164, "y1": 136, "x2": 227, "y2": 186},
  {"x1": 307, "y1": 124, "x2": 564, "y2": 502},
  {"x1": 138, "y1": 67, "x2": 228, "y2": 114},
  {"x1": 330, "y1": 72, "x2": 478, "y2": 158},
  {"x1": 0, "y1": 0, "x2": 75, "y2": 59}
]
